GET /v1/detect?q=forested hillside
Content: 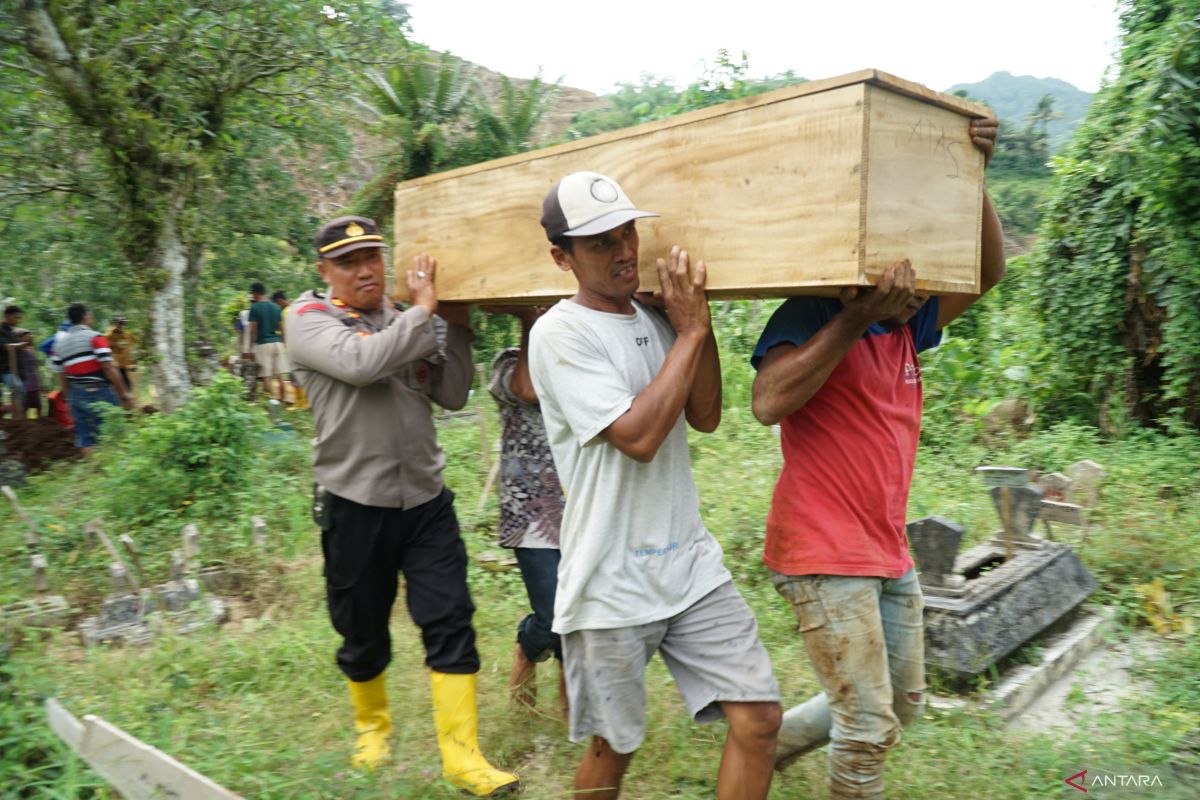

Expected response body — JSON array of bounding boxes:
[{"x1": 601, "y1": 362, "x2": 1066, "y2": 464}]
[{"x1": 947, "y1": 71, "x2": 1093, "y2": 150}]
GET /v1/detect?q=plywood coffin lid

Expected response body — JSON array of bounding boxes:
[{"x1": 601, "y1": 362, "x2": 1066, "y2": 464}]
[{"x1": 392, "y1": 68, "x2": 994, "y2": 194}]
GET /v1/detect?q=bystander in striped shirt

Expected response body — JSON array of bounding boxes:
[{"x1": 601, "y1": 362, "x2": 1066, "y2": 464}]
[{"x1": 51, "y1": 324, "x2": 114, "y2": 386}]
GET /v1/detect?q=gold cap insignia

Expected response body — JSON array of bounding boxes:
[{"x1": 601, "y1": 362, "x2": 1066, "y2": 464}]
[{"x1": 345, "y1": 222, "x2": 364, "y2": 237}]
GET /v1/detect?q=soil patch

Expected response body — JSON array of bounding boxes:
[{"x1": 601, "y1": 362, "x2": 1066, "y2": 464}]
[{"x1": 0, "y1": 417, "x2": 78, "y2": 472}]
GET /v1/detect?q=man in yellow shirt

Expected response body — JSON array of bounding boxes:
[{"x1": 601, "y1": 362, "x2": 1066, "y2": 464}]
[{"x1": 105, "y1": 315, "x2": 137, "y2": 396}]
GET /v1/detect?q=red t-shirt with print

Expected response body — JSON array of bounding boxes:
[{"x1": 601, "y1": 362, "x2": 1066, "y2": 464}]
[{"x1": 751, "y1": 296, "x2": 942, "y2": 578}]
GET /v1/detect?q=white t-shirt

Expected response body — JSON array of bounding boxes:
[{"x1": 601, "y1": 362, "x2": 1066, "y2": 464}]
[{"x1": 529, "y1": 299, "x2": 730, "y2": 634}]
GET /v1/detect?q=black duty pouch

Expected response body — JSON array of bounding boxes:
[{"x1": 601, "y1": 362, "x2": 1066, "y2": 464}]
[{"x1": 312, "y1": 483, "x2": 332, "y2": 529}]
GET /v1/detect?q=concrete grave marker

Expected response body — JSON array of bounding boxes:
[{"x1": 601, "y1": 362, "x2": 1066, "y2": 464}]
[
  {"x1": 79, "y1": 562, "x2": 152, "y2": 647},
  {"x1": 1066, "y1": 460, "x2": 1106, "y2": 508},
  {"x1": 251, "y1": 516, "x2": 267, "y2": 548},
  {"x1": 0, "y1": 552, "x2": 68, "y2": 631},
  {"x1": 907, "y1": 516, "x2": 966, "y2": 590},
  {"x1": 170, "y1": 551, "x2": 186, "y2": 582},
  {"x1": 990, "y1": 484, "x2": 1045, "y2": 547},
  {"x1": 3, "y1": 484, "x2": 40, "y2": 548},
  {"x1": 181, "y1": 524, "x2": 199, "y2": 572},
  {"x1": 109, "y1": 562, "x2": 132, "y2": 592},
  {"x1": 1039, "y1": 500, "x2": 1087, "y2": 527},
  {"x1": 1036, "y1": 472, "x2": 1075, "y2": 503},
  {"x1": 31, "y1": 554, "x2": 48, "y2": 593},
  {"x1": 975, "y1": 466, "x2": 1031, "y2": 489}
]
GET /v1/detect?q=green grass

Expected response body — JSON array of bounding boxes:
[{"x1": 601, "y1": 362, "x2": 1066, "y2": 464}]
[{"x1": 2, "y1": 380, "x2": 1198, "y2": 798}]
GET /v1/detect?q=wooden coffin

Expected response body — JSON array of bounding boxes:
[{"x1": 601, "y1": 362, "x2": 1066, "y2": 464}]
[{"x1": 393, "y1": 69, "x2": 991, "y2": 303}]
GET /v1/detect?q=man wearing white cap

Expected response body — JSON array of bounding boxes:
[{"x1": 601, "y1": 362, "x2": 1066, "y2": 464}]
[{"x1": 529, "y1": 172, "x2": 782, "y2": 799}]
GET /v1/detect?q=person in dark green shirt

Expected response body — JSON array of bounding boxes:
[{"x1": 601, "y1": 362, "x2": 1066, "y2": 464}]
[{"x1": 246, "y1": 282, "x2": 287, "y2": 401}]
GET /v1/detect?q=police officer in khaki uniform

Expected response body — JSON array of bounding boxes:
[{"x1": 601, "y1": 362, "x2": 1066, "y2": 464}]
[{"x1": 286, "y1": 216, "x2": 518, "y2": 796}]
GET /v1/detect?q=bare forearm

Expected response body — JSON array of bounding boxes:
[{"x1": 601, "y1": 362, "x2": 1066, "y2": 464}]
[
  {"x1": 604, "y1": 331, "x2": 706, "y2": 462},
  {"x1": 980, "y1": 190, "x2": 1006, "y2": 293},
  {"x1": 509, "y1": 316, "x2": 537, "y2": 404},
  {"x1": 936, "y1": 189, "x2": 1007, "y2": 329},
  {"x1": 102, "y1": 364, "x2": 130, "y2": 400},
  {"x1": 684, "y1": 330, "x2": 721, "y2": 432},
  {"x1": 751, "y1": 312, "x2": 868, "y2": 426}
]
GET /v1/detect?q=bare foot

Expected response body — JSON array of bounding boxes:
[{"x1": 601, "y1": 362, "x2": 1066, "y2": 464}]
[{"x1": 508, "y1": 644, "x2": 536, "y2": 708}]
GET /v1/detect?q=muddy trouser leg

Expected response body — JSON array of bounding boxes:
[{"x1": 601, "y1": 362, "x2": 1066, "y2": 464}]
[
  {"x1": 878, "y1": 570, "x2": 926, "y2": 728},
  {"x1": 771, "y1": 571, "x2": 923, "y2": 799}
]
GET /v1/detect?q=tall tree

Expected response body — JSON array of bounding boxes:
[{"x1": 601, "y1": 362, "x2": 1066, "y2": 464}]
[
  {"x1": 1, "y1": 1, "x2": 395, "y2": 409},
  {"x1": 351, "y1": 53, "x2": 556, "y2": 221},
  {"x1": 351, "y1": 50, "x2": 473, "y2": 222},
  {"x1": 1032, "y1": 0, "x2": 1200, "y2": 425}
]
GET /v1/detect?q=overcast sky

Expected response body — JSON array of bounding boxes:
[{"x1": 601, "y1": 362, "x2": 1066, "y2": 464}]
[{"x1": 406, "y1": 0, "x2": 1122, "y2": 95}]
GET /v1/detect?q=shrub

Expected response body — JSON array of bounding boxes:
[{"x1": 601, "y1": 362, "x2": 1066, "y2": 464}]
[{"x1": 96, "y1": 372, "x2": 271, "y2": 528}]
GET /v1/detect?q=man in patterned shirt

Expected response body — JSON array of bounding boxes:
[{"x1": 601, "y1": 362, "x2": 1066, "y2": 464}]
[{"x1": 484, "y1": 306, "x2": 566, "y2": 714}]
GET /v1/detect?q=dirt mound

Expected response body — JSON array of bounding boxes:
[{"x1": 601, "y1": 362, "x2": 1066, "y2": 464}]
[{"x1": 0, "y1": 418, "x2": 78, "y2": 472}]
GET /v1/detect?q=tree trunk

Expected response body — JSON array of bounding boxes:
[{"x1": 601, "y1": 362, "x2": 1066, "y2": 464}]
[
  {"x1": 184, "y1": 241, "x2": 220, "y2": 385},
  {"x1": 1121, "y1": 241, "x2": 1167, "y2": 426},
  {"x1": 149, "y1": 199, "x2": 193, "y2": 412}
]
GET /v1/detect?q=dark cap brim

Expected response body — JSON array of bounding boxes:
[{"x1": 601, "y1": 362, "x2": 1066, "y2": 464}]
[
  {"x1": 319, "y1": 239, "x2": 386, "y2": 260},
  {"x1": 564, "y1": 209, "x2": 659, "y2": 237}
]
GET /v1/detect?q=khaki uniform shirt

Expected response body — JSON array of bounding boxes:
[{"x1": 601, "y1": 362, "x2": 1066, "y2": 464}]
[
  {"x1": 106, "y1": 327, "x2": 136, "y2": 369},
  {"x1": 285, "y1": 290, "x2": 474, "y2": 509}
]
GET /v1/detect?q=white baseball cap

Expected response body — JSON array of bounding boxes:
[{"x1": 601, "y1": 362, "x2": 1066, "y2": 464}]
[{"x1": 540, "y1": 171, "x2": 659, "y2": 239}]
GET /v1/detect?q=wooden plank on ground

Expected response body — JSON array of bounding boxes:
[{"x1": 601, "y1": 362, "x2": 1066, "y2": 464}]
[
  {"x1": 45, "y1": 698, "x2": 243, "y2": 799},
  {"x1": 393, "y1": 69, "x2": 990, "y2": 304}
]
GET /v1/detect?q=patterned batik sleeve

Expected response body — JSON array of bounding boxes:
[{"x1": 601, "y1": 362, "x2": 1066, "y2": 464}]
[{"x1": 488, "y1": 348, "x2": 522, "y2": 409}]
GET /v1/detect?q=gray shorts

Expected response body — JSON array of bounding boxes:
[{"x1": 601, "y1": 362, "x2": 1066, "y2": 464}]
[{"x1": 562, "y1": 580, "x2": 780, "y2": 754}]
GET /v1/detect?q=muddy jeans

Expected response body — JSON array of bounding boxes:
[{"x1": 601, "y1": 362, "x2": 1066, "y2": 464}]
[{"x1": 771, "y1": 569, "x2": 926, "y2": 799}]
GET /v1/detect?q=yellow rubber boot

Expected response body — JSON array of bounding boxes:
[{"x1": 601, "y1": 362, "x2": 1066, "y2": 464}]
[
  {"x1": 431, "y1": 672, "x2": 520, "y2": 796},
  {"x1": 347, "y1": 674, "x2": 392, "y2": 769}
]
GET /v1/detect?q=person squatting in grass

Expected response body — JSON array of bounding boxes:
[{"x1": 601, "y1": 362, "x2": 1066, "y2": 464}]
[
  {"x1": 749, "y1": 117, "x2": 1005, "y2": 799},
  {"x1": 528, "y1": 171, "x2": 783, "y2": 800},
  {"x1": 481, "y1": 305, "x2": 568, "y2": 715},
  {"x1": 285, "y1": 215, "x2": 519, "y2": 797}
]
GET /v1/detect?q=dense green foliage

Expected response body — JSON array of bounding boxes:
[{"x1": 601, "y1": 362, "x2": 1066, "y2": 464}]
[
  {"x1": 947, "y1": 71, "x2": 1093, "y2": 151},
  {"x1": 0, "y1": 0, "x2": 407, "y2": 405},
  {"x1": 1030, "y1": 0, "x2": 1200, "y2": 425},
  {"x1": 0, "y1": 652, "x2": 100, "y2": 797},
  {"x1": 96, "y1": 372, "x2": 274, "y2": 526}
]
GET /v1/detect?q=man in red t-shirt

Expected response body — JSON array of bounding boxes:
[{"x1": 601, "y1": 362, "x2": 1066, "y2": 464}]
[{"x1": 750, "y1": 118, "x2": 1005, "y2": 799}]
